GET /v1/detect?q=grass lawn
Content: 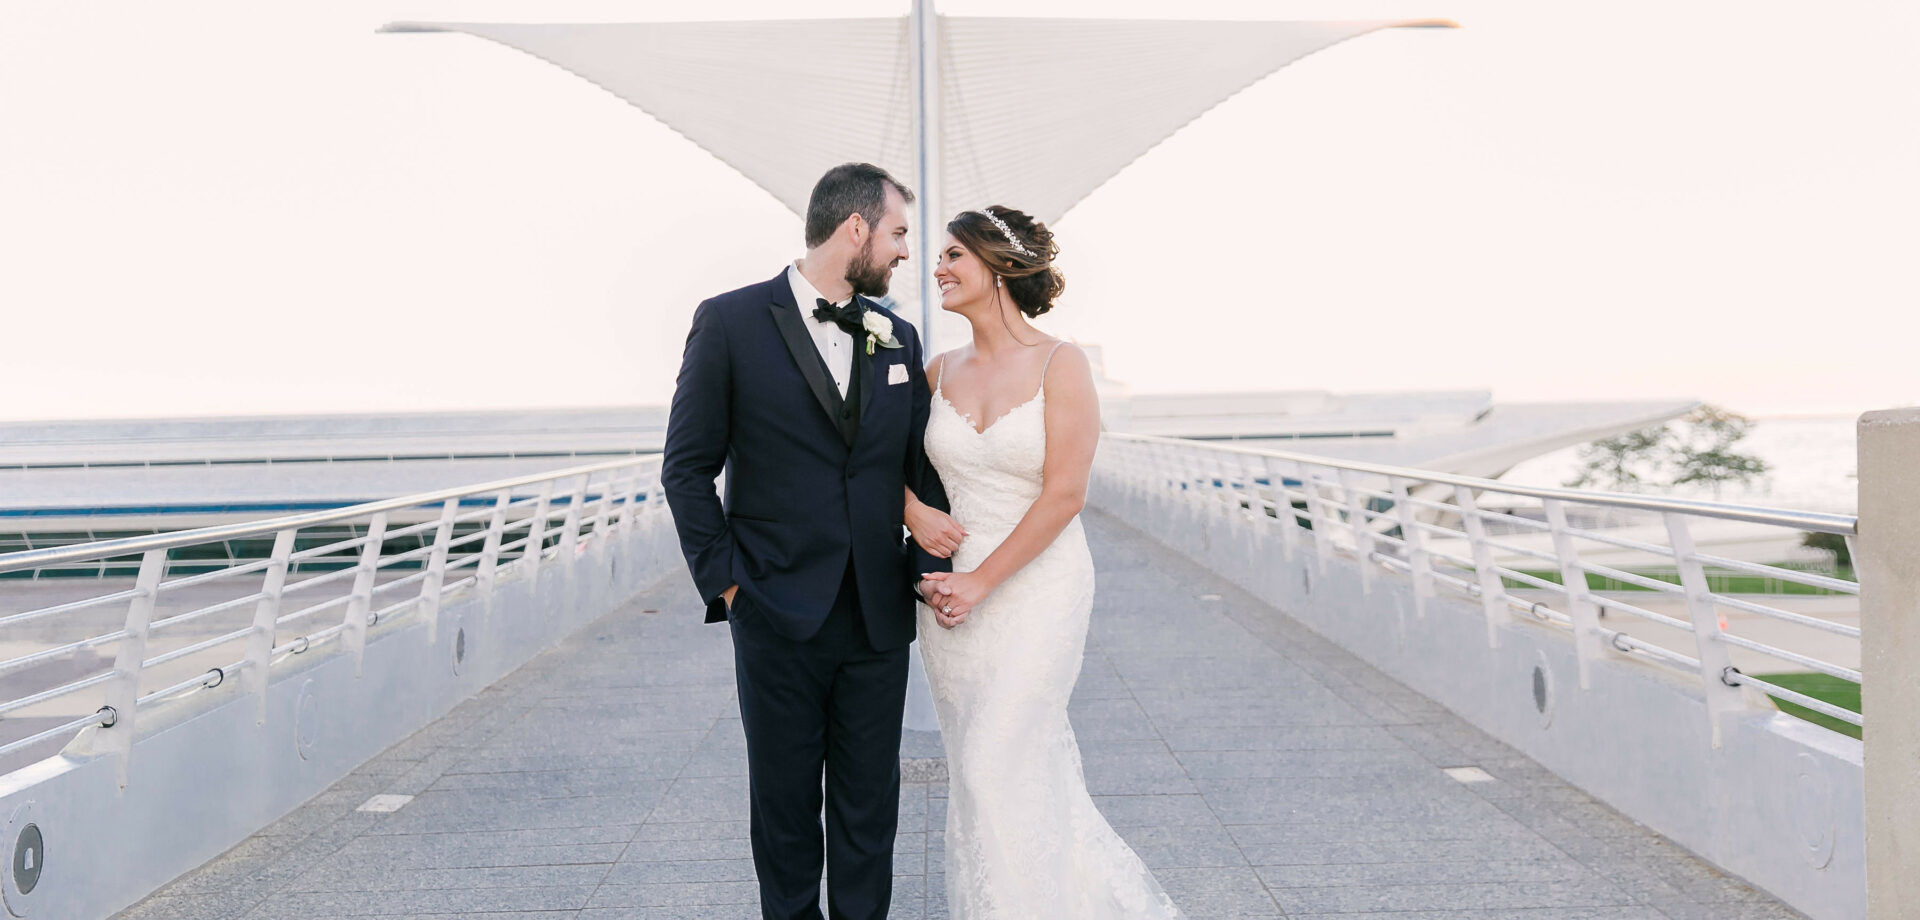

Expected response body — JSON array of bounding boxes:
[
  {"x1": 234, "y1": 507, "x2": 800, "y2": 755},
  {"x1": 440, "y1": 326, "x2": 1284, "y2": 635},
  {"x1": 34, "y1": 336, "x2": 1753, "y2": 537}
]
[
  {"x1": 1755, "y1": 672, "x2": 1861, "y2": 739},
  {"x1": 1508, "y1": 568, "x2": 1854, "y2": 596}
]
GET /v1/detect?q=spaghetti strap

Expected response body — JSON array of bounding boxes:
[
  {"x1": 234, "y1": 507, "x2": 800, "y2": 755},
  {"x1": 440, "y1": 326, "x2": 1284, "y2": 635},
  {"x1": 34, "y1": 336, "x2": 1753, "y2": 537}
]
[
  {"x1": 933, "y1": 353, "x2": 948, "y2": 394},
  {"x1": 1040, "y1": 340, "x2": 1068, "y2": 377}
]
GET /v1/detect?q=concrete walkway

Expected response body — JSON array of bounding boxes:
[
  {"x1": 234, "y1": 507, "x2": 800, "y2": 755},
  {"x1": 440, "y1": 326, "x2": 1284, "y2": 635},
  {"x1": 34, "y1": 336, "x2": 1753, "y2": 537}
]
[{"x1": 113, "y1": 511, "x2": 1805, "y2": 919}]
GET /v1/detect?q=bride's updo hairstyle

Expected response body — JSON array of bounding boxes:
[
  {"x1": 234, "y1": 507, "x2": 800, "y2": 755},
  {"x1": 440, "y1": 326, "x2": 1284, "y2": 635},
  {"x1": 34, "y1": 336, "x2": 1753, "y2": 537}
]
[{"x1": 947, "y1": 205, "x2": 1065, "y2": 318}]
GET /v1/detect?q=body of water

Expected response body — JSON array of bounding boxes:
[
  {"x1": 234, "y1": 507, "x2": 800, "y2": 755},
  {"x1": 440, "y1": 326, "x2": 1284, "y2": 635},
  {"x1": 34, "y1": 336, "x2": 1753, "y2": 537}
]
[{"x1": 1497, "y1": 416, "x2": 1858, "y2": 514}]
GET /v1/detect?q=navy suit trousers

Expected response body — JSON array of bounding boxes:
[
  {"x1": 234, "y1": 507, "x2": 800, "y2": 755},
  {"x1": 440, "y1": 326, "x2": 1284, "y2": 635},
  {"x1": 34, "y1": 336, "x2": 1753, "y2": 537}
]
[{"x1": 728, "y1": 557, "x2": 908, "y2": 920}]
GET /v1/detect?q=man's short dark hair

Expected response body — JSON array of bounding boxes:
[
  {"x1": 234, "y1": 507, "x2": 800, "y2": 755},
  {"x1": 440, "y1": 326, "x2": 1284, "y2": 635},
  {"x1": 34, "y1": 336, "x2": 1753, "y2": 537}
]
[{"x1": 804, "y1": 163, "x2": 915, "y2": 249}]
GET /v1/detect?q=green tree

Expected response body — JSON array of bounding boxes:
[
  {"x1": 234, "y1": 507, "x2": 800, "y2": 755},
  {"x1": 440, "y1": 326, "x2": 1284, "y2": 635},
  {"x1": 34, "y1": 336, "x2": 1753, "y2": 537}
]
[
  {"x1": 1669, "y1": 405, "x2": 1769, "y2": 500},
  {"x1": 1565, "y1": 404, "x2": 1768, "y2": 498},
  {"x1": 1565, "y1": 427, "x2": 1672, "y2": 492}
]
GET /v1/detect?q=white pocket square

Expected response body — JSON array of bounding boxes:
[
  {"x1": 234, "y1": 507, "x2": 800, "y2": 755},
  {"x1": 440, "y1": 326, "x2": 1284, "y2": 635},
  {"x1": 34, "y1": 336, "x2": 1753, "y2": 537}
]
[{"x1": 888, "y1": 364, "x2": 909, "y2": 385}]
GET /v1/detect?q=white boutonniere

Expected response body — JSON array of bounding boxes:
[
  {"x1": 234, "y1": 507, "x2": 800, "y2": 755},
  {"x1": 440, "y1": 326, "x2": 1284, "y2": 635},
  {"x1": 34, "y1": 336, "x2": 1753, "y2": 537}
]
[{"x1": 862, "y1": 311, "x2": 902, "y2": 355}]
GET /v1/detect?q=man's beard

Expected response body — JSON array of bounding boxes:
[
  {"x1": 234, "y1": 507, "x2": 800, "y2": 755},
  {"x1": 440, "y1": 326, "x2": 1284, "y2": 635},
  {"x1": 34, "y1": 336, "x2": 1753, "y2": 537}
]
[{"x1": 845, "y1": 236, "x2": 895, "y2": 298}]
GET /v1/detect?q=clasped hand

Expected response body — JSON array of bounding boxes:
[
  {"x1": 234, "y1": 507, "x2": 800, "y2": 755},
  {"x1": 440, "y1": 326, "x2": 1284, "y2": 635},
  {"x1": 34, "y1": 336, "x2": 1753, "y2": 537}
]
[{"x1": 920, "y1": 570, "x2": 992, "y2": 629}]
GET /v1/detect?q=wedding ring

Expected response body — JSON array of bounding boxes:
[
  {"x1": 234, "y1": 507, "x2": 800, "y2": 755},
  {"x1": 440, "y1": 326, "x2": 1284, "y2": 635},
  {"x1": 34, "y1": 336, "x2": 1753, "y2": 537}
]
[{"x1": 943, "y1": 606, "x2": 952, "y2": 614}]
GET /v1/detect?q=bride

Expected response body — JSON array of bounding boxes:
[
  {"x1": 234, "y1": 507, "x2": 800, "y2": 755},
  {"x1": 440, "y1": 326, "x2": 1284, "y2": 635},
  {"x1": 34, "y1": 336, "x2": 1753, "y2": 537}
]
[{"x1": 904, "y1": 206, "x2": 1184, "y2": 919}]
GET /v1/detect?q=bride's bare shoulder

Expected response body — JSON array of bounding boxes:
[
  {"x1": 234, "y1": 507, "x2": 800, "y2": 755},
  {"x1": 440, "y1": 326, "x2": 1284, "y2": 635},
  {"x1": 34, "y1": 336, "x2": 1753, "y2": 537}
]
[
  {"x1": 926, "y1": 346, "x2": 968, "y2": 377},
  {"x1": 1040, "y1": 340, "x2": 1092, "y2": 383}
]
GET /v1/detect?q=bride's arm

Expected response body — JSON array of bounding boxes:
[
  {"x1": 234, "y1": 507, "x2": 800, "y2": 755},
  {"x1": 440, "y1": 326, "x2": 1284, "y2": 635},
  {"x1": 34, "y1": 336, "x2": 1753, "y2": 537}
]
[
  {"x1": 906, "y1": 486, "x2": 964, "y2": 557},
  {"x1": 905, "y1": 352, "x2": 965, "y2": 559},
  {"x1": 923, "y1": 344, "x2": 1097, "y2": 620}
]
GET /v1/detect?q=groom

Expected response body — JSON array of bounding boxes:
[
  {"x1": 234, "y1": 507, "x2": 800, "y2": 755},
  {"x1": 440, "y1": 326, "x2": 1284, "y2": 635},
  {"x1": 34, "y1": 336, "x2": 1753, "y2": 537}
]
[{"x1": 661, "y1": 162, "x2": 949, "y2": 920}]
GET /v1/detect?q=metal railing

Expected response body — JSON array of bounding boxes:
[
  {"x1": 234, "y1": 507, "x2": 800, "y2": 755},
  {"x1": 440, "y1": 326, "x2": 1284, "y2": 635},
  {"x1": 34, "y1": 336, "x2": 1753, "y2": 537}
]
[
  {"x1": 0, "y1": 456, "x2": 665, "y2": 779},
  {"x1": 1093, "y1": 433, "x2": 1862, "y2": 733}
]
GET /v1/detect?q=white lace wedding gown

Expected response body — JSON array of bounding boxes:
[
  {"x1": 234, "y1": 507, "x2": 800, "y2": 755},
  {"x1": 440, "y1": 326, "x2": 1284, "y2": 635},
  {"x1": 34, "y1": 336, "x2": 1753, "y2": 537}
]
[{"x1": 918, "y1": 344, "x2": 1184, "y2": 920}]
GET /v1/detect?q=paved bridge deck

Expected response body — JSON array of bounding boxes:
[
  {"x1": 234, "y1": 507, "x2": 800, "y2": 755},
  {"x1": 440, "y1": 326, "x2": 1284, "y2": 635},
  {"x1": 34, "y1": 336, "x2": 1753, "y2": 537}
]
[{"x1": 112, "y1": 512, "x2": 1803, "y2": 919}]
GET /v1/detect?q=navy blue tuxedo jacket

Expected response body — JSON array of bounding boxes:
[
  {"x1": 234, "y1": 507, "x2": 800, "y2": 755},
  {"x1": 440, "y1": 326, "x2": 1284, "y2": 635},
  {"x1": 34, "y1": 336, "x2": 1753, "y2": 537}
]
[{"x1": 660, "y1": 268, "x2": 951, "y2": 651}]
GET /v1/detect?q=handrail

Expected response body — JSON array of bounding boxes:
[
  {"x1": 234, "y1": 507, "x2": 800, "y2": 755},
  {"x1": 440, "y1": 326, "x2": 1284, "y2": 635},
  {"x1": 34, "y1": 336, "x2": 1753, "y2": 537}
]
[
  {"x1": 1093, "y1": 434, "x2": 1863, "y2": 736},
  {"x1": 0, "y1": 455, "x2": 667, "y2": 778},
  {"x1": 0, "y1": 455, "x2": 659, "y2": 575},
  {"x1": 1103, "y1": 432, "x2": 1859, "y2": 535}
]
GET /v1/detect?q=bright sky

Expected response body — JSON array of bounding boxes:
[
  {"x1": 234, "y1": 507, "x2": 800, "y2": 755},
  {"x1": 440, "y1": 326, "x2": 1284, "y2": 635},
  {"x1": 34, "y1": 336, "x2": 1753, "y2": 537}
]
[{"x1": 3, "y1": 1, "x2": 1915, "y2": 423}]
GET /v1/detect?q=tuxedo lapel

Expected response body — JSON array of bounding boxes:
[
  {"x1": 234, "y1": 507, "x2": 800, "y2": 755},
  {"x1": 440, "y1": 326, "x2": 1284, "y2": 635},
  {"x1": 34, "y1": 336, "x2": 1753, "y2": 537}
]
[
  {"x1": 855, "y1": 298, "x2": 879, "y2": 428},
  {"x1": 767, "y1": 280, "x2": 856, "y2": 448}
]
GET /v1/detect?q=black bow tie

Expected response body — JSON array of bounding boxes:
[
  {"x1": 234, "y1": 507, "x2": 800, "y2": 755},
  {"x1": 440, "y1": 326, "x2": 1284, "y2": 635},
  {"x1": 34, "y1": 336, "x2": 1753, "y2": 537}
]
[{"x1": 811, "y1": 298, "x2": 866, "y2": 337}]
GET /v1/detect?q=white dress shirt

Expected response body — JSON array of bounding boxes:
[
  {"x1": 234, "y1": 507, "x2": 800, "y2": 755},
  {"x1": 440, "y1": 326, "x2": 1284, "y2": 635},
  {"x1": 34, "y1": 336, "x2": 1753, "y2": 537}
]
[{"x1": 787, "y1": 263, "x2": 855, "y2": 399}]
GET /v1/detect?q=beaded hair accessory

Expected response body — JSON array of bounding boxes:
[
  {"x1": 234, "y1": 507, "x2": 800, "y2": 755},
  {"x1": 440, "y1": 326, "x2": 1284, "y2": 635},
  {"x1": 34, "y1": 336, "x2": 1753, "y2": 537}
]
[{"x1": 972, "y1": 209, "x2": 1037, "y2": 259}]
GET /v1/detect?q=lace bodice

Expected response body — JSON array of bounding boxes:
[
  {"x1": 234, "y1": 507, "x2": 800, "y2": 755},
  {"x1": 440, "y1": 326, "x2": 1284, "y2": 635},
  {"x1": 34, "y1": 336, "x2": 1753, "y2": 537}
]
[{"x1": 926, "y1": 381, "x2": 1048, "y2": 535}]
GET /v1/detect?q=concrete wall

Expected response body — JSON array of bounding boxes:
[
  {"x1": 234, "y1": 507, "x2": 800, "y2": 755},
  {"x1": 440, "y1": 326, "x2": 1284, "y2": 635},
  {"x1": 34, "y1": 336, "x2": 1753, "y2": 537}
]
[
  {"x1": 0, "y1": 508, "x2": 683, "y2": 920},
  {"x1": 1088, "y1": 470, "x2": 1865, "y2": 920}
]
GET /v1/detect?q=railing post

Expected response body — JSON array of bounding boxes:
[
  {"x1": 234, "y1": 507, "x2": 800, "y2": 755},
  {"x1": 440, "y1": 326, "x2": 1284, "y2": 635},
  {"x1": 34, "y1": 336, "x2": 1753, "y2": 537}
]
[
  {"x1": 1214, "y1": 453, "x2": 1241, "y2": 519},
  {"x1": 418, "y1": 498, "x2": 458, "y2": 644},
  {"x1": 1260, "y1": 456, "x2": 1295, "y2": 562},
  {"x1": 1663, "y1": 511, "x2": 1747, "y2": 748},
  {"x1": 619, "y1": 470, "x2": 645, "y2": 533},
  {"x1": 102, "y1": 548, "x2": 166, "y2": 788},
  {"x1": 343, "y1": 512, "x2": 388, "y2": 678},
  {"x1": 1159, "y1": 441, "x2": 1185, "y2": 518},
  {"x1": 1390, "y1": 477, "x2": 1432, "y2": 615},
  {"x1": 523, "y1": 480, "x2": 556, "y2": 592},
  {"x1": 1545, "y1": 499, "x2": 1603, "y2": 689},
  {"x1": 1176, "y1": 444, "x2": 1207, "y2": 517},
  {"x1": 1143, "y1": 441, "x2": 1168, "y2": 503},
  {"x1": 1338, "y1": 469, "x2": 1376, "y2": 594},
  {"x1": 1860, "y1": 407, "x2": 1920, "y2": 918},
  {"x1": 1230, "y1": 453, "x2": 1267, "y2": 577},
  {"x1": 477, "y1": 488, "x2": 511, "y2": 612},
  {"x1": 1222, "y1": 456, "x2": 1245, "y2": 519},
  {"x1": 559, "y1": 475, "x2": 588, "y2": 561},
  {"x1": 1454, "y1": 485, "x2": 1509, "y2": 648},
  {"x1": 1177, "y1": 443, "x2": 1207, "y2": 517},
  {"x1": 245, "y1": 529, "x2": 296, "y2": 724},
  {"x1": 558, "y1": 474, "x2": 590, "y2": 614},
  {"x1": 1229, "y1": 454, "x2": 1256, "y2": 526},
  {"x1": 1196, "y1": 451, "x2": 1220, "y2": 517},
  {"x1": 1301, "y1": 467, "x2": 1333, "y2": 574},
  {"x1": 591, "y1": 468, "x2": 617, "y2": 548},
  {"x1": 1146, "y1": 441, "x2": 1172, "y2": 517}
]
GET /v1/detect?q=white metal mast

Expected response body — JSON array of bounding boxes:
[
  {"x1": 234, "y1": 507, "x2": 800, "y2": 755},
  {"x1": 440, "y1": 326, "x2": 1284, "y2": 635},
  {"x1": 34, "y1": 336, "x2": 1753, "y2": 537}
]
[
  {"x1": 909, "y1": 0, "x2": 940, "y2": 351},
  {"x1": 903, "y1": 0, "x2": 944, "y2": 735}
]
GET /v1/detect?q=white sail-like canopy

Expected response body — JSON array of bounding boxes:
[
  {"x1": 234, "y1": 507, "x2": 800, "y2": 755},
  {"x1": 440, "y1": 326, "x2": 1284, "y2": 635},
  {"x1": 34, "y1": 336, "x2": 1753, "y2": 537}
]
[
  {"x1": 934, "y1": 17, "x2": 1450, "y2": 223},
  {"x1": 382, "y1": 19, "x2": 915, "y2": 218},
  {"x1": 380, "y1": 12, "x2": 1452, "y2": 328},
  {"x1": 380, "y1": 15, "x2": 1450, "y2": 225}
]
